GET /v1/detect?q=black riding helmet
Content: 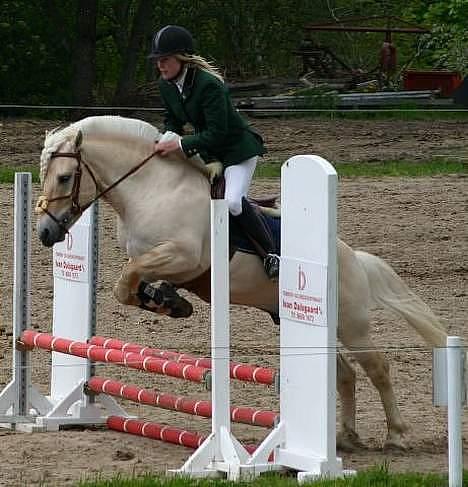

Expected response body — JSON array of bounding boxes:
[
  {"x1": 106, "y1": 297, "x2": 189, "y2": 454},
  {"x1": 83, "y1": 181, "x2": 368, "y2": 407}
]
[{"x1": 148, "y1": 25, "x2": 194, "y2": 59}]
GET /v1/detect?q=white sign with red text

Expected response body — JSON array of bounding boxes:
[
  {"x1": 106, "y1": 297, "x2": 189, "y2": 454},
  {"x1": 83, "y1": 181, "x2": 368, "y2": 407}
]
[
  {"x1": 53, "y1": 224, "x2": 89, "y2": 283},
  {"x1": 51, "y1": 207, "x2": 96, "y2": 404},
  {"x1": 279, "y1": 256, "x2": 327, "y2": 326}
]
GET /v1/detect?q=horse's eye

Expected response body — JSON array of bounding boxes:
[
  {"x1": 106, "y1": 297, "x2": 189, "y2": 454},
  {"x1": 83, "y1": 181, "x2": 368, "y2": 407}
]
[{"x1": 58, "y1": 174, "x2": 72, "y2": 184}]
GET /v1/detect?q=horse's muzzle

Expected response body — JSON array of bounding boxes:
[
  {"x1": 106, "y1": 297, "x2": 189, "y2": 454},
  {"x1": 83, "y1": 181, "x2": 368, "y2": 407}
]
[{"x1": 37, "y1": 214, "x2": 68, "y2": 247}]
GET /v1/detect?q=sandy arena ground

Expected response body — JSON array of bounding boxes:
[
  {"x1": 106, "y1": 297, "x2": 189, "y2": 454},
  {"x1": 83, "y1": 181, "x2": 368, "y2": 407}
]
[{"x1": 0, "y1": 116, "x2": 466, "y2": 486}]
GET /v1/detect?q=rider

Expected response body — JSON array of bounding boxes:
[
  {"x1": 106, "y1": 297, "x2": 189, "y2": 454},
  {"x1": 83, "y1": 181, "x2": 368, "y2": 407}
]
[{"x1": 150, "y1": 25, "x2": 280, "y2": 279}]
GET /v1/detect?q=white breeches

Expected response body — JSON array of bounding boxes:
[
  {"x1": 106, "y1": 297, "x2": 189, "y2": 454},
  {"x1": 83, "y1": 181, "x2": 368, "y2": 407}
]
[{"x1": 224, "y1": 156, "x2": 257, "y2": 215}]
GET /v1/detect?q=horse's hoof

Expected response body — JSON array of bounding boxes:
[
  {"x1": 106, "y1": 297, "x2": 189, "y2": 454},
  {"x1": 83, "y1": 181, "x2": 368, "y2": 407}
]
[
  {"x1": 158, "y1": 282, "x2": 193, "y2": 318},
  {"x1": 337, "y1": 430, "x2": 366, "y2": 452},
  {"x1": 383, "y1": 437, "x2": 407, "y2": 452},
  {"x1": 168, "y1": 299, "x2": 193, "y2": 318}
]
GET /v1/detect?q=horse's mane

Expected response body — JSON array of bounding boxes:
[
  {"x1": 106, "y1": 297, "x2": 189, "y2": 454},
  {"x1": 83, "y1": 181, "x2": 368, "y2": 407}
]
[{"x1": 40, "y1": 116, "x2": 162, "y2": 182}]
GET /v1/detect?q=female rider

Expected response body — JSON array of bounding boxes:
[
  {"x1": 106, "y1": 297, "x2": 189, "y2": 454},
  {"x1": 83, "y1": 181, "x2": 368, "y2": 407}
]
[{"x1": 151, "y1": 25, "x2": 279, "y2": 279}]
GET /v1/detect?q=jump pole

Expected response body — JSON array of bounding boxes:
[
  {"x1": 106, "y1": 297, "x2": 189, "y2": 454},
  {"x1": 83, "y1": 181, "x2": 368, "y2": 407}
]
[{"x1": 89, "y1": 335, "x2": 277, "y2": 386}]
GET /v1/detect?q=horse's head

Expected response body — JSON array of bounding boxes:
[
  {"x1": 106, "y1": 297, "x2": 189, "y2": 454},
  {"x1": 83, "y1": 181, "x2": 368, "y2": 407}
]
[
  {"x1": 36, "y1": 115, "x2": 211, "y2": 249},
  {"x1": 36, "y1": 128, "x2": 98, "y2": 247}
]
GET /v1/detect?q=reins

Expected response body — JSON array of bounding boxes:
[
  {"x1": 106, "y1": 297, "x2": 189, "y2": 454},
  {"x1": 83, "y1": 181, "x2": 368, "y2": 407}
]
[
  {"x1": 85, "y1": 149, "x2": 159, "y2": 209},
  {"x1": 36, "y1": 148, "x2": 159, "y2": 231}
]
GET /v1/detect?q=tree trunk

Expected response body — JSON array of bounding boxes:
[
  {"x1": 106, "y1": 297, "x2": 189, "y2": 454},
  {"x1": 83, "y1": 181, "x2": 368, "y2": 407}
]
[
  {"x1": 113, "y1": 0, "x2": 153, "y2": 104},
  {"x1": 71, "y1": 0, "x2": 98, "y2": 111}
]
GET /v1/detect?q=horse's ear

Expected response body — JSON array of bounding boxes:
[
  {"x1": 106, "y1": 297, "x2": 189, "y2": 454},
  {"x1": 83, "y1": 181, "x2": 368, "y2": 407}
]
[{"x1": 74, "y1": 130, "x2": 83, "y2": 149}]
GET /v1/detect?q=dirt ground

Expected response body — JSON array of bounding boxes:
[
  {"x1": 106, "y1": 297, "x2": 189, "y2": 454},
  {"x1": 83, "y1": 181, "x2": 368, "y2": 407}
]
[
  {"x1": 1, "y1": 115, "x2": 468, "y2": 168},
  {"x1": 0, "y1": 116, "x2": 467, "y2": 486}
]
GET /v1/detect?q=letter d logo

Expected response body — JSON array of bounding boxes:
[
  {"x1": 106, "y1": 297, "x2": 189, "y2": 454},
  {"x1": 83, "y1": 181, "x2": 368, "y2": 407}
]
[{"x1": 298, "y1": 265, "x2": 306, "y2": 290}]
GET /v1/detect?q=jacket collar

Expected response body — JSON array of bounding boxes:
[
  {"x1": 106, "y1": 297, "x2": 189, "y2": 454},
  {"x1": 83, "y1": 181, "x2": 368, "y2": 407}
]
[
  {"x1": 173, "y1": 65, "x2": 188, "y2": 93},
  {"x1": 162, "y1": 65, "x2": 197, "y2": 102},
  {"x1": 180, "y1": 66, "x2": 196, "y2": 100}
]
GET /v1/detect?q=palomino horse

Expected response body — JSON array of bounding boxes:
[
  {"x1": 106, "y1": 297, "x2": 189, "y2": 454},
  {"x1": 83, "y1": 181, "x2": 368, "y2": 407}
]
[{"x1": 36, "y1": 116, "x2": 447, "y2": 451}]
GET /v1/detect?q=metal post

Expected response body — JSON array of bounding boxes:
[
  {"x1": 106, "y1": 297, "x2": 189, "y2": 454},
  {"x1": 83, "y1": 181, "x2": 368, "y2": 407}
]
[
  {"x1": 0, "y1": 173, "x2": 34, "y2": 425},
  {"x1": 85, "y1": 201, "x2": 99, "y2": 407},
  {"x1": 447, "y1": 336, "x2": 463, "y2": 487},
  {"x1": 13, "y1": 172, "x2": 32, "y2": 417}
]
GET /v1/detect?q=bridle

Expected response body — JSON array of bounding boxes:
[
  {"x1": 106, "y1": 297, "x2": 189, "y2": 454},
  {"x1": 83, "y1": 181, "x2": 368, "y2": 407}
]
[{"x1": 36, "y1": 147, "x2": 158, "y2": 232}]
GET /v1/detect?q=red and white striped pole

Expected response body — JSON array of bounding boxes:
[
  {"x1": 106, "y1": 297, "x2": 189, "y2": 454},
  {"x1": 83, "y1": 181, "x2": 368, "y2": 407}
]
[
  {"x1": 107, "y1": 416, "x2": 273, "y2": 460},
  {"x1": 20, "y1": 330, "x2": 210, "y2": 385},
  {"x1": 87, "y1": 376, "x2": 278, "y2": 428},
  {"x1": 89, "y1": 335, "x2": 276, "y2": 386}
]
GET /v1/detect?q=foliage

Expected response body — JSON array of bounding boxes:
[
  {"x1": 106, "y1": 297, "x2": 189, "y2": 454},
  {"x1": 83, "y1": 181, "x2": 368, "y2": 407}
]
[
  {"x1": 404, "y1": 0, "x2": 468, "y2": 73},
  {"x1": 0, "y1": 0, "x2": 467, "y2": 105},
  {"x1": 0, "y1": 0, "x2": 75, "y2": 103}
]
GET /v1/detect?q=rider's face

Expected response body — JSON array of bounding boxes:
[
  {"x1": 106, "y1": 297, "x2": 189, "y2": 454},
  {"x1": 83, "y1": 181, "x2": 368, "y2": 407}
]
[{"x1": 156, "y1": 56, "x2": 182, "y2": 80}]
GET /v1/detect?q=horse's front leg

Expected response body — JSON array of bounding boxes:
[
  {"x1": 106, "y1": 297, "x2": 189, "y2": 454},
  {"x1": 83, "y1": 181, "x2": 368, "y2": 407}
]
[{"x1": 113, "y1": 241, "x2": 203, "y2": 318}]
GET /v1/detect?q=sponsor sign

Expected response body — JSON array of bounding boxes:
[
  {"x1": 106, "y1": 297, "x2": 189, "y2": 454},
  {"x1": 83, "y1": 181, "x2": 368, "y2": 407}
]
[
  {"x1": 279, "y1": 256, "x2": 327, "y2": 326},
  {"x1": 53, "y1": 224, "x2": 89, "y2": 282}
]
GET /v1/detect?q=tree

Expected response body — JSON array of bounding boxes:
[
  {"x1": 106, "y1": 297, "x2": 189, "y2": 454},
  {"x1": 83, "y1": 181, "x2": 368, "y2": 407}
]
[
  {"x1": 72, "y1": 0, "x2": 98, "y2": 107},
  {"x1": 1, "y1": 0, "x2": 466, "y2": 106},
  {"x1": 113, "y1": 0, "x2": 153, "y2": 104},
  {"x1": 405, "y1": 0, "x2": 468, "y2": 73},
  {"x1": 0, "y1": 0, "x2": 74, "y2": 103}
]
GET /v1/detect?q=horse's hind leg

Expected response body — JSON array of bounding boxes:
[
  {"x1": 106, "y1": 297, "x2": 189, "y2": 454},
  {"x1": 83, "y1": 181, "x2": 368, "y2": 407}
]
[
  {"x1": 336, "y1": 353, "x2": 365, "y2": 451},
  {"x1": 348, "y1": 338, "x2": 408, "y2": 450},
  {"x1": 339, "y1": 241, "x2": 408, "y2": 450}
]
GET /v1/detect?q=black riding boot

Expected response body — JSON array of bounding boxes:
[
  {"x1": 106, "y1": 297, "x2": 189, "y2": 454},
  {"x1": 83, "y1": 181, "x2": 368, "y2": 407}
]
[{"x1": 233, "y1": 198, "x2": 280, "y2": 279}]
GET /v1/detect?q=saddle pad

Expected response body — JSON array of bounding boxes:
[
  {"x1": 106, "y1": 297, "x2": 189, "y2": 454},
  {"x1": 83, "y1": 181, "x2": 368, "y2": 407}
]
[{"x1": 230, "y1": 213, "x2": 281, "y2": 255}]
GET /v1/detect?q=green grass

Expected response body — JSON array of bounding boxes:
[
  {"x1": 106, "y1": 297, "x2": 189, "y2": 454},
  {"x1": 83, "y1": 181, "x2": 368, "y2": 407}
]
[
  {"x1": 0, "y1": 158, "x2": 465, "y2": 185},
  {"x1": 323, "y1": 107, "x2": 468, "y2": 121},
  {"x1": 75, "y1": 465, "x2": 466, "y2": 486},
  {"x1": 259, "y1": 107, "x2": 468, "y2": 121},
  {"x1": 0, "y1": 166, "x2": 40, "y2": 183},
  {"x1": 255, "y1": 158, "x2": 466, "y2": 178}
]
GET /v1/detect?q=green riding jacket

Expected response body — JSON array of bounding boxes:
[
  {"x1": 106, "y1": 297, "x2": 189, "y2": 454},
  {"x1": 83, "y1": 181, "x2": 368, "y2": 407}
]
[{"x1": 158, "y1": 66, "x2": 266, "y2": 166}]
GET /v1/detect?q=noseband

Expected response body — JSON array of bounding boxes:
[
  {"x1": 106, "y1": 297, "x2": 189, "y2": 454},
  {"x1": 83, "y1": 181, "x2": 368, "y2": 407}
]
[
  {"x1": 36, "y1": 147, "x2": 158, "y2": 232},
  {"x1": 35, "y1": 150, "x2": 99, "y2": 231}
]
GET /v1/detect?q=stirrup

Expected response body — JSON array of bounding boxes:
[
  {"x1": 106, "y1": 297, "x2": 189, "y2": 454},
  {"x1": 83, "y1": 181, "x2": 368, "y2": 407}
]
[{"x1": 264, "y1": 253, "x2": 280, "y2": 280}]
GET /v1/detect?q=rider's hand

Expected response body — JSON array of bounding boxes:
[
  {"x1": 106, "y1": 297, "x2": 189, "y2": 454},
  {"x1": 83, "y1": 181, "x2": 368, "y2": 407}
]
[
  {"x1": 153, "y1": 140, "x2": 185, "y2": 158},
  {"x1": 205, "y1": 161, "x2": 223, "y2": 184}
]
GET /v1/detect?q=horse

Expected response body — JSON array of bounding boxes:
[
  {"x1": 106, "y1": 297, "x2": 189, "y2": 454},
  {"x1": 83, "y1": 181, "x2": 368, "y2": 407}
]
[{"x1": 35, "y1": 115, "x2": 447, "y2": 451}]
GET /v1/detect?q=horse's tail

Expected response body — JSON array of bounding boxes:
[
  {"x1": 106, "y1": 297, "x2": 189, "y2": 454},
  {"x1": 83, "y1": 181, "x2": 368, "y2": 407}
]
[{"x1": 355, "y1": 250, "x2": 447, "y2": 347}]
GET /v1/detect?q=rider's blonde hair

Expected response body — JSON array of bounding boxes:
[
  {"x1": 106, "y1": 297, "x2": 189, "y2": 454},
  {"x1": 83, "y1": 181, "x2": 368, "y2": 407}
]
[{"x1": 175, "y1": 53, "x2": 224, "y2": 83}]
